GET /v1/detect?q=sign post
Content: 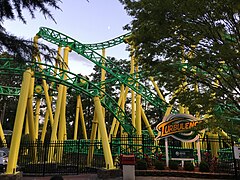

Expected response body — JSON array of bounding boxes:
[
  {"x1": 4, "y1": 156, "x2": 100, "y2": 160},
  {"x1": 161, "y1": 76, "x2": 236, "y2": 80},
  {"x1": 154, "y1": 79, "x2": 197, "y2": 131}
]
[{"x1": 155, "y1": 114, "x2": 203, "y2": 167}]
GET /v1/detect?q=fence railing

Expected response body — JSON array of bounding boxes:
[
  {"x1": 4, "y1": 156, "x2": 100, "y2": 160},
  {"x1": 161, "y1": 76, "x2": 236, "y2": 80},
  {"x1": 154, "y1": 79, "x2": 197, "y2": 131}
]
[{"x1": 0, "y1": 136, "x2": 238, "y2": 176}]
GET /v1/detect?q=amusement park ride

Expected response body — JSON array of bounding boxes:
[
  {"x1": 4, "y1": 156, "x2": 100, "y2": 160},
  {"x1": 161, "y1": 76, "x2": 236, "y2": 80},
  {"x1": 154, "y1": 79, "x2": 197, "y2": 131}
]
[{"x1": 0, "y1": 27, "x2": 231, "y2": 174}]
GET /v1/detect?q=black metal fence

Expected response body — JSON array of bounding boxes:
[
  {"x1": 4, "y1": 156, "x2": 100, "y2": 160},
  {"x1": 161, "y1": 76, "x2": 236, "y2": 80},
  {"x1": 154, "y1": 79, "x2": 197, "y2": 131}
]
[
  {"x1": 18, "y1": 140, "x2": 105, "y2": 176},
  {"x1": 1, "y1": 136, "x2": 239, "y2": 176}
]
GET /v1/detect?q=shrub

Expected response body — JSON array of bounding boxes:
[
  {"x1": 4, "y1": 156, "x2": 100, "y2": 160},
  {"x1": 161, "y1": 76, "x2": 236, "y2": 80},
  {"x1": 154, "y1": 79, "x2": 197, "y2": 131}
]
[
  {"x1": 154, "y1": 160, "x2": 165, "y2": 170},
  {"x1": 169, "y1": 160, "x2": 179, "y2": 170},
  {"x1": 144, "y1": 154, "x2": 152, "y2": 167},
  {"x1": 199, "y1": 161, "x2": 210, "y2": 172},
  {"x1": 184, "y1": 162, "x2": 195, "y2": 171},
  {"x1": 136, "y1": 159, "x2": 148, "y2": 170}
]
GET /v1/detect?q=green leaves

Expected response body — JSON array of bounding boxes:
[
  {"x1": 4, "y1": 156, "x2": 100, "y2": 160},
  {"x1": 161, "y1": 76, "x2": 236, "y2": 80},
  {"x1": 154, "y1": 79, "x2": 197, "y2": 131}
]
[
  {"x1": 0, "y1": 0, "x2": 61, "y2": 61},
  {"x1": 120, "y1": 0, "x2": 240, "y2": 135}
]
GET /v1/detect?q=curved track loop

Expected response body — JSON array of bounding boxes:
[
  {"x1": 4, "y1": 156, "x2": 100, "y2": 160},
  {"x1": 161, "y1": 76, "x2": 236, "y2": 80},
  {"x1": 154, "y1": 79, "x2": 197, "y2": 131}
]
[
  {"x1": 0, "y1": 58, "x2": 136, "y2": 134},
  {"x1": 37, "y1": 27, "x2": 167, "y2": 113},
  {"x1": 84, "y1": 32, "x2": 131, "y2": 50}
]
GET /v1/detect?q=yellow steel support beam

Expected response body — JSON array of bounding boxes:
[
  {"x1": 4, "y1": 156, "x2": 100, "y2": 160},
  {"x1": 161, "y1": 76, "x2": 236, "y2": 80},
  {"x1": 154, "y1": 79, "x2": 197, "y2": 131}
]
[
  {"x1": 40, "y1": 46, "x2": 61, "y2": 142},
  {"x1": 50, "y1": 46, "x2": 70, "y2": 142},
  {"x1": 27, "y1": 77, "x2": 36, "y2": 141},
  {"x1": 34, "y1": 35, "x2": 54, "y2": 127},
  {"x1": 35, "y1": 98, "x2": 41, "y2": 140},
  {"x1": 58, "y1": 85, "x2": 67, "y2": 141},
  {"x1": 112, "y1": 86, "x2": 130, "y2": 137},
  {"x1": 27, "y1": 76, "x2": 38, "y2": 162},
  {"x1": 24, "y1": 116, "x2": 29, "y2": 135},
  {"x1": 49, "y1": 88, "x2": 63, "y2": 140},
  {"x1": 74, "y1": 95, "x2": 87, "y2": 140},
  {"x1": 56, "y1": 86, "x2": 67, "y2": 163},
  {"x1": 149, "y1": 77, "x2": 165, "y2": 101},
  {"x1": 6, "y1": 69, "x2": 32, "y2": 174},
  {"x1": 109, "y1": 84, "x2": 124, "y2": 138},
  {"x1": 48, "y1": 85, "x2": 63, "y2": 161},
  {"x1": 136, "y1": 94, "x2": 142, "y2": 137},
  {"x1": 40, "y1": 96, "x2": 52, "y2": 142},
  {"x1": 141, "y1": 106, "x2": 155, "y2": 138},
  {"x1": 79, "y1": 96, "x2": 87, "y2": 139},
  {"x1": 130, "y1": 49, "x2": 135, "y2": 127},
  {"x1": 87, "y1": 111, "x2": 98, "y2": 166},
  {"x1": 94, "y1": 96, "x2": 114, "y2": 169},
  {"x1": 74, "y1": 95, "x2": 80, "y2": 140},
  {"x1": 97, "y1": 48, "x2": 106, "y2": 142},
  {"x1": 58, "y1": 45, "x2": 69, "y2": 140},
  {"x1": 0, "y1": 123, "x2": 7, "y2": 147}
]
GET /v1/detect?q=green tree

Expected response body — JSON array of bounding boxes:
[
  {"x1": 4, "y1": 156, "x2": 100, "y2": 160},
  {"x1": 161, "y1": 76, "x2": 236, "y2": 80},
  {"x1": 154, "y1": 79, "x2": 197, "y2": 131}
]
[
  {"x1": 120, "y1": 0, "x2": 240, "y2": 135},
  {"x1": 0, "y1": 53, "x2": 24, "y2": 130},
  {"x1": 0, "y1": 0, "x2": 61, "y2": 61}
]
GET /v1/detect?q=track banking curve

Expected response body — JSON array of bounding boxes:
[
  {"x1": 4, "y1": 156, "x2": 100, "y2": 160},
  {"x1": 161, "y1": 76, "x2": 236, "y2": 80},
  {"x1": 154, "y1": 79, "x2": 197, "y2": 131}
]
[
  {"x1": 37, "y1": 27, "x2": 167, "y2": 113},
  {"x1": 0, "y1": 58, "x2": 136, "y2": 134}
]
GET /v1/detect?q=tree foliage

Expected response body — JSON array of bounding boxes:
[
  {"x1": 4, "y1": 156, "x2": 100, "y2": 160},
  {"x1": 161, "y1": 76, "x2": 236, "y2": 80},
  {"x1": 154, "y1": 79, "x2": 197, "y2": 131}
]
[
  {"x1": 0, "y1": 0, "x2": 61, "y2": 61},
  {"x1": 120, "y1": 0, "x2": 240, "y2": 134},
  {"x1": 0, "y1": 53, "x2": 24, "y2": 130}
]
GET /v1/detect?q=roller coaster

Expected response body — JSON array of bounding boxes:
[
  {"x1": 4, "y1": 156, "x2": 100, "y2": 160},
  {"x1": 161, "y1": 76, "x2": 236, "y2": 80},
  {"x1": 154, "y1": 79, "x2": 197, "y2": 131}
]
[{"x1": 0, "y1": 27, "x2": 234, "y2": 175}]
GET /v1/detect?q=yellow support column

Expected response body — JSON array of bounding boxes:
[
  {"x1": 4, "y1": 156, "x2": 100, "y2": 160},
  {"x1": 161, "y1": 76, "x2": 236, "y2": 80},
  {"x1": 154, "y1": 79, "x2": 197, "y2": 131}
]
[
  {"x1": 97, "y1": 48, "x2": 106, "y2": 142},
  {"x1": 112, "y1": 86, "x2": 130, "y2": 137},
  {"x1": 87, "y1": 111, "x2": 98, "y2": 166},
  {"x1": 130, "y1": 51, "x2": 136, "y2": 127},
  {"x1": 27, "y1": 77, "x2": 36, "y2": 141},
  {"x1": 79, "y1": 96, "x2": 87, "y2": 139},
  {"x1": 26, "y1": 76, "x2": 37, "y2": 163},
  {"x1": 74, "y1": 95, "x2": 80, "y2": 140},
  {"x1": 6, "y1": 69, "x2": 32, "y2": 174},
  {"x1": 56, "y1": 86, "x2": 67, "y2": 163},
  {"x1": 120, "y1": 87, "x2": 127, "y2": 137},
  {"x1": 48, "y1": 85, "x2": 63, "y2": 162},
  {"x1": 58, "y1": 85, "x2": 67, "y2": 141},
  {"x1": 109, "y1": 84, "x2": 124, "y2": 138},
  {"x1": 24, "y1": 116, "x2": 29, "y2": 135},
  {"x1": 34, "y1": 35, "x2": 54, "y2": 127},
  {"x1": 141, "y1": 107, "x2": 155, "y2": 138},
  {"x1": 58, "y1": 47, "x2": 70, "y2": 141},
  {"x1": 50, "y1": 85, "x2": 64, "y2": 142},
  {"x1": 35, "y1": 98, "x2": 41, "y2": 140},
  {"x1": 74, "y1": 95, "x2": 87, "y2": 140},
  {"x1": 149, "y1": 77, "x2": 165, "y2": 101},
  {"x1": 0, "y1": 123, "x2": 7, "y2": 147},
  {"x1": 94, "y1": 96, "x2": 114, "y2": 169},
  {"x1": 40, "y1": 97, "x2": 52, "y2": 142}
]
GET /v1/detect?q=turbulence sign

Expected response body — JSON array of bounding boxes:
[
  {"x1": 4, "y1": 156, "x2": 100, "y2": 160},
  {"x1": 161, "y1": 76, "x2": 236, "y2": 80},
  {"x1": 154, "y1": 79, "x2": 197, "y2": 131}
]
[{"x1": 156, "y1": 114, "x2": 202, "y2": 142}]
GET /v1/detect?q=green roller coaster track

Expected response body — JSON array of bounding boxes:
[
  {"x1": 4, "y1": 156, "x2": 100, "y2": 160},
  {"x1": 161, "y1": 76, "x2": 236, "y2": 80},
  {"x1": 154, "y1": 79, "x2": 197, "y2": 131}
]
[
  {"x1": 84, "y1": 32, "x2": 131, "y2": 50},
  {"x1": 37, "y1": 27, "x2": 167, "y2": 113},
  {"x1": 0, "y1": 58, "x2": 137, "y2": 135},
  {"x1": 0, "y1": 85, "x2": 20, "y2": 96}
]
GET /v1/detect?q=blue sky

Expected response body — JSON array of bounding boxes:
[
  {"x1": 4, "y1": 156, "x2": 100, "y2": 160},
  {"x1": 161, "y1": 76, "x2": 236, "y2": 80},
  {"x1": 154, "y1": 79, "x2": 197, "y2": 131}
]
[{"x1": 3, "y1": 0, "x2": 132, "y2": 75}]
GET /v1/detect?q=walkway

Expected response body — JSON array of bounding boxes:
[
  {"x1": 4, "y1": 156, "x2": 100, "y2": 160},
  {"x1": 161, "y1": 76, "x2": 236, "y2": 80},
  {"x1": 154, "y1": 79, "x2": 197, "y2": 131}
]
[{"x1": 22, "y1": 174, "x2": 226, "y2": 180}]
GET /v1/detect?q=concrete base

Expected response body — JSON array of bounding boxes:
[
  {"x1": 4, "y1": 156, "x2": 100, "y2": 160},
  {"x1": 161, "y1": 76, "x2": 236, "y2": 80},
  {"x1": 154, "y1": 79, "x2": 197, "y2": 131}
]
[
  {"x1": 123, "y1": 165, "x2": 135, "y2": 180},
  {"x1": 97, "y1": 168, "x2": 122, "y2": 179},
  {"x1": 0, "y1": 171, "x2": 23, "y2": 180}
]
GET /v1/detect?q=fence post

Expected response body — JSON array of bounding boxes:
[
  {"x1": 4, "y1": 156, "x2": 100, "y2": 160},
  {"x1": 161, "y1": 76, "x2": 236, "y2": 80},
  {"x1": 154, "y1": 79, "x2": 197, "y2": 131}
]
[
  {"x1": 43, "y1": 141, "x2": 47, "y2": 177},
  {"x1": 77, "y1": 139, "x2": 80, "y2": 174},
  {"x1": 142, "y1": 135, "x2": 145, "y2": 158}
]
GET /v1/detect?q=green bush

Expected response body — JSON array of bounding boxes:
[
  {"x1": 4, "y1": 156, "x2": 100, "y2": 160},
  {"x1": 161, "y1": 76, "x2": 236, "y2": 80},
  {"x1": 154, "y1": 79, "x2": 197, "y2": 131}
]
[
  {"x1": 199, "y1": 161, "x2": 210, "y2": 172},
  {"x1": 136, "y1": 159, "x2": 148, "y2": 170},
  {"x1": 184, "y1": 162, "x2": 195, "y2": 171},
  {"x1": 169, "y1": 160, "x2": 179, "y2": 170},
  {"x1": 154, "y1": 160, "x2": 165, "y2": 170}
]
